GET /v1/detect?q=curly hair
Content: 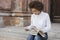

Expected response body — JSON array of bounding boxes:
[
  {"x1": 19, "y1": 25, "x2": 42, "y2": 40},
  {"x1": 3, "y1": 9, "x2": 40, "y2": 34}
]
[{"x1": 29, "y1": 1, "x2": 44, "y2": 11}]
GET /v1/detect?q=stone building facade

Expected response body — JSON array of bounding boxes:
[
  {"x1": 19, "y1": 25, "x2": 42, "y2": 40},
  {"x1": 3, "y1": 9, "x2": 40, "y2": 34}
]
[
  {"x1": 0, "y1": 0, "x2": 53, "y2": 27},
  {"x1": 0, "y1": 0, "x2": 50, "y2": 27}
]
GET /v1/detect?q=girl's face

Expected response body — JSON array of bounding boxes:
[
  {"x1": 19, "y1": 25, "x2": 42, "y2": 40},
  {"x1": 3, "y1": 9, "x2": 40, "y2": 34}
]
[{"x1": 31, "y1": 8, "x2": 40, "y2": 15}]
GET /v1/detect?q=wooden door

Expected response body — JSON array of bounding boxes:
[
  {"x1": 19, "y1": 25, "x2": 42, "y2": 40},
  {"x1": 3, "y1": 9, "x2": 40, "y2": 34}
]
[{"x1": 51, "y1": 0, "x2": 60, "y2": 22}]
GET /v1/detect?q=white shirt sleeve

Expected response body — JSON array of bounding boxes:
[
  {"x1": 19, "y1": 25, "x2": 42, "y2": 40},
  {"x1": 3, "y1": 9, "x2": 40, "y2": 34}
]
[{"x1": 42, "y1": 14, "x2": 51, "y2": 33}]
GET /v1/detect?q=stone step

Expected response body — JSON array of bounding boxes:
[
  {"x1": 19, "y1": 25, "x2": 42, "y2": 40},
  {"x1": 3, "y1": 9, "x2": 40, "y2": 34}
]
[{"x1": 0, "y1": 26, "x2": 29, "y2": 40}]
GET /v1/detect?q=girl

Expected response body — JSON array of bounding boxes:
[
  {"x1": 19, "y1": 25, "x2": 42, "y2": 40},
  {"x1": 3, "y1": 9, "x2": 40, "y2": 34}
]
[{"x1": 25, "y1": 1, "x2": 51, "y2": 40}]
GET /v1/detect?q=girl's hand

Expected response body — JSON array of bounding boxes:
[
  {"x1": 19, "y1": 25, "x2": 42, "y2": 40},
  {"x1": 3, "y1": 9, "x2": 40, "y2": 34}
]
[{"x1": 24, "y1": 27, "x2": 29, "y2": 31}]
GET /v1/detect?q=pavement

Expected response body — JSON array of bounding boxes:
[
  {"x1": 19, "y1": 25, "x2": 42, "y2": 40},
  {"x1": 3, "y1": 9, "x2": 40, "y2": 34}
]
[
  {"x1": 48, "y1": 23, "x2": 60, "y2": 40},
  {"x1": 0, "y1": 23, "x2": 60, "y2": 40}
]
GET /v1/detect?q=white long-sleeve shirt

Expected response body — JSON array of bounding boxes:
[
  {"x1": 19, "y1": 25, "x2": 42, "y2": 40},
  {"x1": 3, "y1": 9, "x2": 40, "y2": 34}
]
[{"x1": 27, "y1": 11, "x2": 51, "y2": 35}]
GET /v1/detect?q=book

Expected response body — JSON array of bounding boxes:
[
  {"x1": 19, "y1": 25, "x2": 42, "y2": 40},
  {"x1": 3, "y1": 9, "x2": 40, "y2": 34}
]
[{"x1": 33, "y1": 26, "x2": 45, "y2": 37}]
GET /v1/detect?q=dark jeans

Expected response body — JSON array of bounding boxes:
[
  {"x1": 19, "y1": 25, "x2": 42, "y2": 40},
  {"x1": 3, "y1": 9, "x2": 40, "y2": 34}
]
[
  {"x1": 37, "y1": 33, "x2": 48, "y2": 40},
  {"x1": 27, "y1": 33, "x2": 48, "y2": 40}
]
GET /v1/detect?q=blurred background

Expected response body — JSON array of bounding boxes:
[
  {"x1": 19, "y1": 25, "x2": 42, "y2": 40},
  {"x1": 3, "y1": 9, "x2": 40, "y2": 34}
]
[{"x1": 0, "y1": 0, "x2": 60, "y2": 40}]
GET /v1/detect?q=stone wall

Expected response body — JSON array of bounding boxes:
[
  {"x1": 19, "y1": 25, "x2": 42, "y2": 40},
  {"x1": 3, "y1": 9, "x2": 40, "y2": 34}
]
[{"x1": 0, "y1": 0, "x2": 50, "y2": 27}]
